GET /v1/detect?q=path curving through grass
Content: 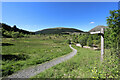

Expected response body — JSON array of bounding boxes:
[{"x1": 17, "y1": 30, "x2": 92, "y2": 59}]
[{"x1": 6, "y1": 45, "x2": 77, "y2": 78}]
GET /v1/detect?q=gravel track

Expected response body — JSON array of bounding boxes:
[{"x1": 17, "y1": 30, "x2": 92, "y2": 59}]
[{"x1": 6, "y1": 45, "x2": 77, "y2": 78}]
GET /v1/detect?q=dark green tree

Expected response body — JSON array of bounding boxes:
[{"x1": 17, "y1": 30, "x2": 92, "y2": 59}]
[
  {"x1": 87, "y1": 35, "x2": 93, "y2": 47},
  {"x1": 106, "y1": 10, "x2": 120, "y2": 49},
  {"x1": 79, "y1": 35, "x2": 88, "y2": 47}
]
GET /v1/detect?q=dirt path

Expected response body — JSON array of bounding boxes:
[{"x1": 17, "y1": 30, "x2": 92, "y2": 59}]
[{"x1": 6, "y1": 45, "x2": 77, "y2": 78}]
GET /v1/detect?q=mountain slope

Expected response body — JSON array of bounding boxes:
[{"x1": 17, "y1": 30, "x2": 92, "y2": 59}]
[
  {"x1": 89, "y1": 25, "x2": 108, "y2": 32},
  {"x1": 35, "y1": 27, "x2": 84, "y2": 34}
]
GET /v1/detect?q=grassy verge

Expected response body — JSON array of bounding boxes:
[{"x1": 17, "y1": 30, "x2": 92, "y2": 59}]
[
  {"x1": 32, "y1": 45, "x2": 100, "y2": 78},
  {"x1": 2, "y1": 35, "x2": 72, "y2": 77},
  {"x1": 32, "y1": 45, "x2": 119, "y2": 78}
]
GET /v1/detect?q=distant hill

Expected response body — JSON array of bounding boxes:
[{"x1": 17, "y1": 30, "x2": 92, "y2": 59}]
[
  {"x1": 89, "y1": 25, "x2": 108, "y2": 32},
  {"x1": 35, "y1": 27, "x2": 84, "y2": 34},
  {"x1": 1, "y1": 23, "x2": 35, "y2": 38}
]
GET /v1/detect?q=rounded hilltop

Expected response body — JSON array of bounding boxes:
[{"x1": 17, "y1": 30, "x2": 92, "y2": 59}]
[{"x1": 35, "y1": 27, "x2": 84, "y2": 34}]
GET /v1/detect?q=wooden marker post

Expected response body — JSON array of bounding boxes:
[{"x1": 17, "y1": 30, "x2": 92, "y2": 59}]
[
  {"x1": 101, "y1": 28, "x2": 104, "y2": 62},
  {"x1": 90, "y1": 28, "x2": 104, "y2": 62}
]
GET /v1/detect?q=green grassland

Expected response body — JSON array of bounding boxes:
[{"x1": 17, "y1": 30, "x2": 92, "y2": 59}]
[
  {"x1": 1, "y1": 35, "x2": 72, "y2": 77},
  {"x1": 1, "y1": 34, "x2": 119, "y2": 78},
  {"x1": 32, "y1": 45, "x2": 101, "y2": 78},
  {"x1": 32, "y1": 45, "x2": 119, "y2": 78}
]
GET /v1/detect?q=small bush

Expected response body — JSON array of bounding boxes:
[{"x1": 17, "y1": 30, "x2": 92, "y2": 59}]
[{"x1": 66, "y1": 40, "x2": 71, "y2": 44}]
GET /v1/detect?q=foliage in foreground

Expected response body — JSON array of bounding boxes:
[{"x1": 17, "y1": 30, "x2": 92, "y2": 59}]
[
  {"x1": 91, "y1": 49, "x2": 119, "y2": 78},
  {"x1": 106, "y1": 9, "x2": 120, "y2": 49}
]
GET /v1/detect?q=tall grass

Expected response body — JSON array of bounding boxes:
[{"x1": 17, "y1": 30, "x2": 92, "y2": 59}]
[
  {"x1": 2, "y1": 35, "x2": 72, "y2": 77},
  {"x1": 33, "y1": 45, "x2": 119, "y2": 78},
  {"x1": 33, "y1": 45, "x2": 100, "y2": 78}
]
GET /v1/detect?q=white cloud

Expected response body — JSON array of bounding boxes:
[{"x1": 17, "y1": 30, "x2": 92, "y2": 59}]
[{"x1": 90, "y1": 22, "x2": 95, "y2": 24}]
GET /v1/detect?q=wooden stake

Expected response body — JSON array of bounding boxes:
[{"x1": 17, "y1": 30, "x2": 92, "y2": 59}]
[{"x1": 101, "y1": 28, "x2": 104, "y2": 62}]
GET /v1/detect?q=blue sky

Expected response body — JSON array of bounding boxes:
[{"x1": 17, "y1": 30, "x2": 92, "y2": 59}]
[{"x1": 2, "y1": 2, "x2": 118, "y2": 32}]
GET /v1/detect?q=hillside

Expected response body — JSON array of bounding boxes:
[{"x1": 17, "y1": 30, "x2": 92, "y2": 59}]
[
  {"x1": 1, "y1": 23, "x2": 35, "y2": 38},
  {"x1": 89, "y1": 25, "x2": 108, "y2": 32},
  {"x1": 35, "y1": 27, "x2": 84, "y2": 34}
]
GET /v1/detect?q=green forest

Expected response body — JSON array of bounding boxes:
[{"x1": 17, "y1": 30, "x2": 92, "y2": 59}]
[{"x1": 1, "y1": 9, "x2": 120, "y2": 78}]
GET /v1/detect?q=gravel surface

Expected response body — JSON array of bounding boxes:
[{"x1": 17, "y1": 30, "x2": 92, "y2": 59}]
[{"x1": 5, "y1": 45, "x2": 77, "y2": 78}]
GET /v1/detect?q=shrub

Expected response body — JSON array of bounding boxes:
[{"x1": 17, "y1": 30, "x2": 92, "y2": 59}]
[
  {"x1": 66, "y1": 39, "x2": 71, "y2": 44},
  {"x1": 11, "y1": 31, "x2": 19, "y2": 38}
]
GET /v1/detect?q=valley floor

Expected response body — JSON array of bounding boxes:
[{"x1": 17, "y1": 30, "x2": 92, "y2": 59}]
[
  {"x1": 2, "y1": 35, "x2": 72, "y2": 77},
  {"x1": 32, "y1": 45, "x2": 101, "y2": 78},
  {"x1": 7, "y1": 45, "x2": 77, "y2": 78}
]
